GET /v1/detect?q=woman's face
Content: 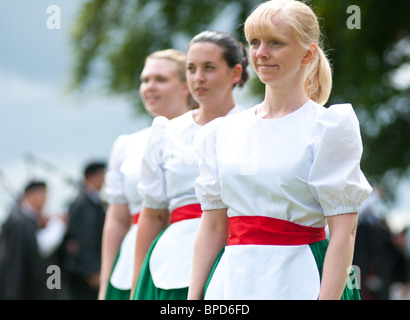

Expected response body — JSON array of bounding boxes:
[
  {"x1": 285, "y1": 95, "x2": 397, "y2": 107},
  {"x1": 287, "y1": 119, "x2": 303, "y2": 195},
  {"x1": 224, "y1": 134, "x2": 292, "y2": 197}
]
[
  {"x1": 186, "y1": 42, "x2": 240, "y2": 106},
  {"x1": 140, "y1": 58, "x2": 188, "y2": 119},
  {"x1": 248, "y1": 14, "x2": 309, "y2": 88}
]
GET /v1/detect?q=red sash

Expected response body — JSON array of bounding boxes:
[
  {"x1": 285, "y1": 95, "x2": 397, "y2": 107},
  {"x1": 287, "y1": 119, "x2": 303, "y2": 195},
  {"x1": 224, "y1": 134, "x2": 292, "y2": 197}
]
[
  {"x1": 132, "y1": 213, "x2": 140, "y2": 225},
  {"x1": 228, "y1": 215, "x2": 326, "y2": 246},
  {"x1": 170, "y1": 203, "x2": 202, "y2": 224}
]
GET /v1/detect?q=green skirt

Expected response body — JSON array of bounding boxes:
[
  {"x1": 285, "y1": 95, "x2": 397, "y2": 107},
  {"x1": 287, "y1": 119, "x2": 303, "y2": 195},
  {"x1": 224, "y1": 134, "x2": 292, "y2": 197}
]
[
  {"x1": 205, "y1": 239, "x2": 360, "y2": 300},
  {"x1": 310, "y1": 239, "x2": 360, "y2": 300},
  {"x1": 132, "y1": 229, "x2": 188, "y2": 300},
  {"x1": 105, "y1": 250, "x2": 131, "y2": 300}
]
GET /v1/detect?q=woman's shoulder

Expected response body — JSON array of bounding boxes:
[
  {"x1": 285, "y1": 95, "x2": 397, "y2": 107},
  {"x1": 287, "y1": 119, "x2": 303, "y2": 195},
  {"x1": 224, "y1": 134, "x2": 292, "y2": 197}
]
[
  {"x1": 312, "y1": 102, "x2": 363, "y2": 149},
  {"x1": 111, "y1": 126, "x2": 152, "y2": 153},
  {"x1": 148, "y1": 115, "x2": 170, "y2": 138},
  {"x1": 151, "y1": 115, "x2": 169, "y2": 128},
  {"x1": 311, "y1": 101, "x2": 359, "y2": 131},
  {"x1": 315, "y1": 101, "x2": 355, "y2": 120},
  {"x1": 109, "y1": 133, "x2": 136, "y2": 163}
]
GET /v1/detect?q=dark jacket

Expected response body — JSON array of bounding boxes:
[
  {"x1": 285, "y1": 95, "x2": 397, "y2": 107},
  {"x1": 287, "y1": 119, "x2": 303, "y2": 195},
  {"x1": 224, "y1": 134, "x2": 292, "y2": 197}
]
[
  {"x1": 64, "y1": 190, "x2": 106, "y2": 277},
  {"x1": 0, "y1": 205, "x2": 55, "y2": 299}
]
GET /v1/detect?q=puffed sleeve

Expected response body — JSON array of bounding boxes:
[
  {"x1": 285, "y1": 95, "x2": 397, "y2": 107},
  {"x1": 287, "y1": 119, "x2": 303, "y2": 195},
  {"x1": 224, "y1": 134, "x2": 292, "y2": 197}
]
[
  {"x1": 138, "y1": 116, "x2": 168, "y2": 209},
  {"x1": 194, "y1": 117, "x2": 227, "y2": 211},
  {"x1": 308, "y1": 104, "x2": 372, "y2": 216},
  {"x1": 104, "y1": 134, "x2": 130, "y2": 204}
]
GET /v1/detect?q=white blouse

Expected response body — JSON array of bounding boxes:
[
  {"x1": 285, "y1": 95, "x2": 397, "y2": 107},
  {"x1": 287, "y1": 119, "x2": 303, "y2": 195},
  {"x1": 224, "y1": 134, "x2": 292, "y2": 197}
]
[
  {"x1": 193, "y1": 100, "x2": 372, "y2": 299},
  {"x1": 104, "y1": 127, "x2": 151, "y2": 290},
  {"x1": 138, "y1": 106, "x2": 243, "y2": 213},
  {"x1": 138, "y1": 106, "x2": 243, "y2": 290},
  {"x1": 195, "y1": 100, "x2": 372, "y2": 227},
  {"x1": 105, "y1": 127, "x2": 152, "y2": 215}
]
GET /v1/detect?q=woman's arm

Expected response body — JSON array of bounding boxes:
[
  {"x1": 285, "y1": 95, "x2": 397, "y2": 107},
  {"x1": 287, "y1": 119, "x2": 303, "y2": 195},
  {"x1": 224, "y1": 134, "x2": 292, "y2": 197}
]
[
  {"x1": 319, "y1": 212, "x2": 359, "y2": 300},
  {"x1": 188, "y1": 209, "x2": 229, "y2": 300},
  {"x1": 130, "y1": 206, "x2": 169, "y2": 298},
  {"x1": 98, "y1": 203, "x2": 131, "y2": 300}
]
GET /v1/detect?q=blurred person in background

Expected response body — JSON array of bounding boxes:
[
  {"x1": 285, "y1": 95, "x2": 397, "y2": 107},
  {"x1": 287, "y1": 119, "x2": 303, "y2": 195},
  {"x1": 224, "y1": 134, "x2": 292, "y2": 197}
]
[
  {"x1": 63, "y1": 162, "x2": 106, "y2": 300},
  {"x1": 0, "y1": 180, "x2": 67, "y2": 299},
  {"x1": 354, "y1": 187, "x2": 410, "y2": 299}
]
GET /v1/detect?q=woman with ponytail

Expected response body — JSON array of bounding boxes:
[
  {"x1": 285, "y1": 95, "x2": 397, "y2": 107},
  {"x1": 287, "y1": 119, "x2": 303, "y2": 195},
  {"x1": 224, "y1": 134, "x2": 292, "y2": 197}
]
[{"x1": 189, "y1": 0, "x2": 371, "y2": 300}]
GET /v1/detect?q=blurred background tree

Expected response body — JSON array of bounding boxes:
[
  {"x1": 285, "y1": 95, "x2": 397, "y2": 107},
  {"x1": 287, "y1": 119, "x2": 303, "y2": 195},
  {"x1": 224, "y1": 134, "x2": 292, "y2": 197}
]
[{"x1": 70, "y1": 0, "x2": 410, "y2": 198}]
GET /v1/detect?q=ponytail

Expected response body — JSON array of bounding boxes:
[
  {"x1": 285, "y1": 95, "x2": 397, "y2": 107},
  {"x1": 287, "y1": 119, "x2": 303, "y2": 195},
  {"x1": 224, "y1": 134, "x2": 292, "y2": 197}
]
[
  {"x1": 304, "y1": 46, "x2": 332, "y2": 105},
  {"x1": 236, "y1": 42, "x2": 250, "y2": 88}
]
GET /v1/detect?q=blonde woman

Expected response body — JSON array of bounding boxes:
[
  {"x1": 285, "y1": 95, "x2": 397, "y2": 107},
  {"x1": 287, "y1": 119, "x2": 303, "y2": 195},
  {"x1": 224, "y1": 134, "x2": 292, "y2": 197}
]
[
  {"x1": 99, "y1": 49, "x2": 195, "y2": 300},
  {"x1": 189, "y1": 0, "x2": 372, "y2": 300}
]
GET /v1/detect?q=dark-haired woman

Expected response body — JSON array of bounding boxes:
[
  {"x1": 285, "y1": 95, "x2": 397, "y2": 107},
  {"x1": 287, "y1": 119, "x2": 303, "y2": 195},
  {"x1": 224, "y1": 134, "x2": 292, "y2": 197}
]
[{"x1": 131, "y1": 30, "x2": 249, "y2": 300}]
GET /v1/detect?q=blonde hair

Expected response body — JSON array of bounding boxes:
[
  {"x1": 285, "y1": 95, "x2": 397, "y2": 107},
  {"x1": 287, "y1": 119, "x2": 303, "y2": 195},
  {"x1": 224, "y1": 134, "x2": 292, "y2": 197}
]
[
  {"x1": 145, "y1": 49, "x2": 198, "y2": 109},
  {"x1": 244, "y1": 0, "x2": 332, "y2": 105}
]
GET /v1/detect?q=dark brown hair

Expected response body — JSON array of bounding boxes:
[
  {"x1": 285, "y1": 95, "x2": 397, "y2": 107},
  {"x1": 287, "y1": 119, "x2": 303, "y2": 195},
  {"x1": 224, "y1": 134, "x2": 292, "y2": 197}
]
[{"x1": 189, "y1": 30, "x2": 249, "y2": 88}]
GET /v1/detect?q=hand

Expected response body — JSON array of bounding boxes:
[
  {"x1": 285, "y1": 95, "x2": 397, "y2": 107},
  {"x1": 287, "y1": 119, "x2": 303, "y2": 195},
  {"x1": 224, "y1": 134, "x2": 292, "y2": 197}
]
[{"x1": 86, "y1": 273, "x2": 100, "y2": 289}]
